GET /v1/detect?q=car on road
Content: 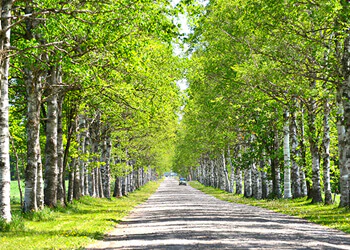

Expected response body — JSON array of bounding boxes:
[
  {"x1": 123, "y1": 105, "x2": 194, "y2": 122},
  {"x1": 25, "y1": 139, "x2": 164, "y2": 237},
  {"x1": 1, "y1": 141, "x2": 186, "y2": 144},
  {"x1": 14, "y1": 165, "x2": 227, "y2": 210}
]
[{"x1": 179, "y1": 177, "x2": 187, "y2": 186}]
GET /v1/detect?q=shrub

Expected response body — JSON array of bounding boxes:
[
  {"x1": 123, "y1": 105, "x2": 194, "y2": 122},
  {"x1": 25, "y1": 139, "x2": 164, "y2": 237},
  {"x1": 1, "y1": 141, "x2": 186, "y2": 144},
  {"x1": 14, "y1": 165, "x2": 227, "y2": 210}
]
[
  {"x1": 0, "y1": 214, "x2": 25, "y2": 232},
  {"x1": 23, "y1": 207, "x2": 55, "y2": 221}
]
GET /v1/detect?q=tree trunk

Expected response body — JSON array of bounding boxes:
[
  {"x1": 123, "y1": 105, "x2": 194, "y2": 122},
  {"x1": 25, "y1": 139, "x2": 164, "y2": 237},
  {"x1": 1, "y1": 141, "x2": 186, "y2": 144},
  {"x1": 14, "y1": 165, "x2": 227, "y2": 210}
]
[
  {"x1": 136, "y1": 168, "x2": 141, "y2": 189},
  {"x1": 73, "y1": 155, "x2": 81, "y2": 200},
  {"x1": 235, "y1": 148, "x2": 243, "y2": 194},
  {"x1": 56, "y1": 93, "x2": 65, "y2": 206},
  {"x1": 62, "y1": 106, "x2": 76, "y2": 205},
  {"x1": 127, "y1": 171, "x2": 132, "y2": 193},
  {"x1": 98, "y1": 167, "x2": 104, "y2": 198},
  {"x1": 227, "y1": 151, "x2": 234, "y2": 193},
  {"x1": 44, "y1": 89, "x2": 58, "y2": 207},
  {"x1": 84, "y1": 126, "x2": 90, "y2": 196},
  {"x1": 220, "y1": 153, "x2": 228, "y2": 191},
  {"x1": 209, "y1": 159, "x2": 214, "y2": 187},
  {"x1": 0, "y1": 0, "x2": 12, "y2": 222},
  {"x1": 307, "y1": 97, "x2": 323, "y2": 203},
  {"x1": 253, "y1": 162, "x2": 260, "y2": 199},
  {"x1": 299, "y1": 105, "x2": 308, "y2": 197},
  {"x1": 89, "y1": 167, "x2": 96, "y2": 197},
  {"x1": 290, "y1": 106, "x2": 302, "y2": 198},
  {"x1": 24, "y1": 70, "x2": 43, "y2": 212},
  {"x1": 94, "y1": 168, "x2": 101, "y2": 198},
  {"x1": 322, "y1": 98, "x2": 332, "y2": 204},
  {"x1": 121, "y1": 176, "x2": 127, "y2": 196},
  {"x1": 283, "y1": 109, "x2": 292, "y2": 199},
  {"x1": 67, "y1": 160, "x2": 75, "y2": 203},
  {"x1": 340, "y1": 33, "x2": 350, "y2": 207},
  {"x1": 271, "y1": 127, "x2": 281, "y2": 198},
  {"x1": 337, "y1": 85, "x2": 348, "y2": 207},
  {"x1": 244, "y1": 168, "x2": 252, "y2": 198},
  {"x1": 101, "y1": 127, "x2": 112, "y2": 198},
  {"x1": 203, "y1": 157, "x2": 208, "y2": 186},
  {"x1": 261, "y1": 165, "x2": 268, "y2": 199},
  {"x1": 78, "y1": 115, "x2": 86, "y2": 196},
  {"x1": 113, "y1": 176, "x2": 122, "y2": 197}
]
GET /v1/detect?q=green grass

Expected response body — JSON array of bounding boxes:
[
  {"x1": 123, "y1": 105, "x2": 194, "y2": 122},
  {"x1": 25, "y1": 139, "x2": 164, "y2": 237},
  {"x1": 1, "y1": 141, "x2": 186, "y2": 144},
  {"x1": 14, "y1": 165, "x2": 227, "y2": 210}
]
[
  {"x1": 190, "y1": 181, "x2": 350, "y2": 234},
  {"x1": 10, "y1": 180, "x2": 24, "y2": 204},
  {"x1": 1, "y1": 180, "x2": 161, "y2": 250}
]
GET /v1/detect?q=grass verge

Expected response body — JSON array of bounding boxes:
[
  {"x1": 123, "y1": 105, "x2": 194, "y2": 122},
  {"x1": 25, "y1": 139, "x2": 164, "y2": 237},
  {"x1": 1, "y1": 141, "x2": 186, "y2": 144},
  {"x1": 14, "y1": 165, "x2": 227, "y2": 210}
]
[
  {"x1": 1, "y1": 180, "x2": 161, "y2": 250},
  {"x1": 190, "y1": 181, "x2": 350, "y2": 234}
]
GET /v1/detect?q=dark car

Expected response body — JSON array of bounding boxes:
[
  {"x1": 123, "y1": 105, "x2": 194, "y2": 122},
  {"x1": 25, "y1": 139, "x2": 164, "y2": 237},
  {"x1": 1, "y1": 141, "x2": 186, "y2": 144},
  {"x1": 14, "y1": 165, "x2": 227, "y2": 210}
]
[{"x1": 179, "y1": 177, "x2": 187, "y2": 186}]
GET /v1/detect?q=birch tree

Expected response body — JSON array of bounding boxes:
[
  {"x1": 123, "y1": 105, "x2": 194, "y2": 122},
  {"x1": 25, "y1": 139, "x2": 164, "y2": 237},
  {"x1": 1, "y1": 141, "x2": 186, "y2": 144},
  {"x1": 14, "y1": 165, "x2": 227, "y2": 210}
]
[{"x1": 0, "y1": 0, "x2": 13, "y2": 222}]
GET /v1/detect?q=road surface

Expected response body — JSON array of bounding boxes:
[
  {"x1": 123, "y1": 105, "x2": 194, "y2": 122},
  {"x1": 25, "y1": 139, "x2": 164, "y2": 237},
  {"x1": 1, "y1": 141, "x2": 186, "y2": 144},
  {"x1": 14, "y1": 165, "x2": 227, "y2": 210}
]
[{"x1": 87, "y1": 178, "x2": 350, "y2": 249}]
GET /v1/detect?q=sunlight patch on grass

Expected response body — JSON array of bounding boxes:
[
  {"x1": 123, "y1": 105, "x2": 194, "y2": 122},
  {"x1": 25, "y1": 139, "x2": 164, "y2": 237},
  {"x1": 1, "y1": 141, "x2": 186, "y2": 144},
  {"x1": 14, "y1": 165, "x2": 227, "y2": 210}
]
[{"x1": 0, "y1": 180, "x2": 161, "y2": 250}]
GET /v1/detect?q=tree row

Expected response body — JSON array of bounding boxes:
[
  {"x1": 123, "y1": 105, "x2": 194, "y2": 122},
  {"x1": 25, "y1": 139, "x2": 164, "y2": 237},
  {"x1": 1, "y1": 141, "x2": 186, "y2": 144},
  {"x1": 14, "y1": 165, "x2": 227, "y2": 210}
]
[
  {"x1": 0, "y1": 0, "x2": 182, "y2": 222},
  {"x1": 174, "y1": 0, "x2": 350, "y2": 207}
]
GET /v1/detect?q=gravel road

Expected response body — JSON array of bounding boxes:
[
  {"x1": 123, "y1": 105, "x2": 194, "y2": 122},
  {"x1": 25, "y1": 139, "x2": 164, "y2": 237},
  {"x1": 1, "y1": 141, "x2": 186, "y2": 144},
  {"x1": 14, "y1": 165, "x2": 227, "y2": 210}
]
[{"x1": 87, "y1": 178, "x2": 350, "y2": 249}]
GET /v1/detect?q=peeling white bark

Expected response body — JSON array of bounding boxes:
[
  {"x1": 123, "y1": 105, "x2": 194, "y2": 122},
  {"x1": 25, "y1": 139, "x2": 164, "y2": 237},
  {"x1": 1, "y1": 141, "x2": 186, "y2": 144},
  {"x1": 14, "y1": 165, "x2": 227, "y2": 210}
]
[
  {"x1": 0, "y1": 0, "x2": 12, "y2": 221},
  {"x1": 322, "y1": 99, "x2": 332, "y2": 204},
  {"x1": 44, "y1": 89, "x2": 59, "y2": 207},
  {"x1": 283, "y1": 110, "x2": 292, "y2": 199}
]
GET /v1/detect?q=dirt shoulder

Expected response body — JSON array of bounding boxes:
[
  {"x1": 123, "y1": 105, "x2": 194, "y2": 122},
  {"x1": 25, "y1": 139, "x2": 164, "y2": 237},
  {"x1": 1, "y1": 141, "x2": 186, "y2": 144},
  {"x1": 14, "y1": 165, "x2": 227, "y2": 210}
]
[{"x1": 86, "y1": 178, "x2": 350, "y2": 249}]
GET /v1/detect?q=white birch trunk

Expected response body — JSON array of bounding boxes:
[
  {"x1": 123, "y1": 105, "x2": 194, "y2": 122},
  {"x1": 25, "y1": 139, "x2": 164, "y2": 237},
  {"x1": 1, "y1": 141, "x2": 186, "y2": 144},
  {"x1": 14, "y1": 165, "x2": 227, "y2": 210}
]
[
  {"x1": 67, "y1": 161, "x2": 74, "y2": 202},
  {"x1": 36, "y1": 156, "x2": 44, "y2": 210},
  {"x1": 203, "y1": 158, "x2": 208, "y2": 185},
  {"x1": 227, "y1": 154, "x2": 234, "y2": 193},
  {"x1": 219, "y1": 154, "x2": 226, "y2": 191},
  {"x1": 307, "y1": 98, "x2": 323, "y2": 203},
  {"x1": 114, "y1": 176, "x2": 122, "y2": 197},
  {"x1": 89, "y1": 117, "x2": 99, "y2": 197},
  {"x1": 89, "y1": 167, "x2": 96, "y2": 197},
  {"x1": 272, "y1": 127, "x2": 282, "y2": 198},
  {"x1": 210, "y1": 159, "x2": 215, "y2": 187},
  {"x1": 290, "y1": 107, "x2": 302, "y2": 198},
  {"x1": 98, "y1": 168, "x2": 103, "y2": 198},
  {"x1": 251, "y1": 162, "x2": 261, "y2": 199},
  {"x1": 261, "y1": 168, "x2": 268, "y2": 199},
  {"x1": 0, "y1": 0, "x2": 12, "y2": 222},
  {"x1": 84, "y1": 128, "x2": 90, "y2": 196},
  {"x1": 72, "y1": 117, "x2": 81, "y2": 200},
  {"x1": 300, "y1": 168, "x2": 308, "y2": 197},
  {"x1": 78, "y1": 115, "x2": 86, "y2": 196},
  {"x1": 337, "y1": 86, "x2": 348, "y2": 207},
  {"x1": 283, "y1": 110, "x2": 292, "y2": 199},
  {"x1": 101, "y1": 132, "x2": 111, "y2": 198},
  {"x1": 340, "y1": 34, "x2": 350, "y2": 207},
  {"x1": 299, "y1": 106, "x2": 308, "y2": 197},
  {"x1": 24, "y1": 70, "x2": 43, "y2": 212},
  {"x1": 122, "y1": 175, "x2": 128, "y2": 196},
  {"x1": 73, "y1": 156, "x2": 81, "y2": 200},
  {"x1": 235, "y1": 148, "x2": 243, "y2": 195},
  {"x1": 57, "y1": 93, "x2": 65, "y2": 205},
  {"x1": 322, "y1": 99, "x2": 332, "y2": 204},
  {"x1": 142, "y1": 167, "x2": 146, "y2": 186},
  {"x1": 244, "y1": 168, "x2": 252, "y2": 198},
  {"x1": 44, "y1": 89, "x2": 58, "y2": 207},
  {"x1": 202, "y1": 161, "x2": 206, "y2": 185},
  {"x1": 127, "y1": 171, "x2": 132, "y2": 193},
  {"x1": 94, "y1": 168, "x2": 101, "y2": 198},
  {"x1": 235, "y1": 167, "x2": 243, "y2": 195}
]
